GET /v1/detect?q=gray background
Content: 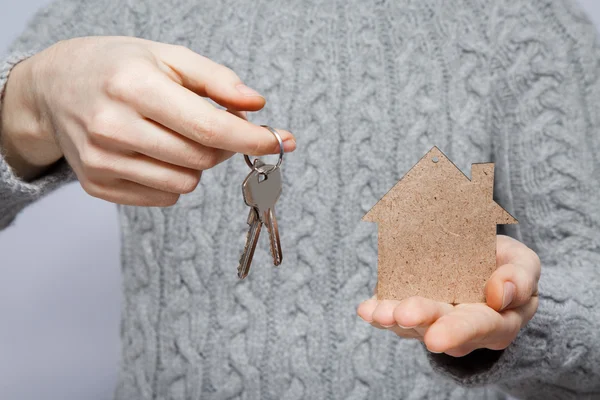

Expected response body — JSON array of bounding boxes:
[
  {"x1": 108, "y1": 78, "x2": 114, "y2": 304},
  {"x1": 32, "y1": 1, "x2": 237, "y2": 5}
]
[{"x1": 0, "y1": 1, "x2": 599, "y2": 399}]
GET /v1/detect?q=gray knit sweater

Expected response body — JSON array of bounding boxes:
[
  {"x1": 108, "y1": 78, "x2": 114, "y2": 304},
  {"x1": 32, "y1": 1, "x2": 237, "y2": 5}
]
[{"x1": 1, "y1": 0, "x2": 599, "y2": 399}]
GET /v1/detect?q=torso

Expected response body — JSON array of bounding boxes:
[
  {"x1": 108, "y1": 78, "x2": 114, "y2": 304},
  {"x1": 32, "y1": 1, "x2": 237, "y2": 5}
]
[{"x1": 112, "y1": 0, "x2": 587, "y2": 398}]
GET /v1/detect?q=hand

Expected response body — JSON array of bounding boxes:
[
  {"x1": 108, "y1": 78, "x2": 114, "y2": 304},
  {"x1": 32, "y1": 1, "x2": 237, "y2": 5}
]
[
  {"x1": 0, "y1": 36, "x2": 295, "y2": 205},
  {"x1": 357, "y1": 235, "x2": 540, "y2": 357}
]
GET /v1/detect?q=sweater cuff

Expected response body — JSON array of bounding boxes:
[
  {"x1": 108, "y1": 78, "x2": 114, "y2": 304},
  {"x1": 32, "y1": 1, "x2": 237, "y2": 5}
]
[{"x1": 0, "y1": 50, "x2": 76, "y2": 229}]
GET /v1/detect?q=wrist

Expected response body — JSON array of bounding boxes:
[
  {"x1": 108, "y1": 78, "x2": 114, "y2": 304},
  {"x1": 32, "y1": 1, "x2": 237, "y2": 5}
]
[{"x1": 0, "y1": 52, "x2": 62, "y2": 180}]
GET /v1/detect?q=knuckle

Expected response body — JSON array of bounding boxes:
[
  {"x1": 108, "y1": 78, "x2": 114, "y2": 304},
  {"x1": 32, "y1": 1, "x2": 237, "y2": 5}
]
[
  {"x1": 530, "y1": 251, "x2": 542, "y2": 277},
  {"x1": 194, "y1": 150, "x2": 219, "y2": 170},
  {"x1": 155, "y1": 193, "x2": 180, "y2": 207},
  {"x1": 525, "y1": 297, "x2": 540, "y2": 323},
  {"x1": 530, "y1": 249, "x2": 541, "y2": 266},
  {"x1": 517, "y1": 272, "x2": 536, "y2": 299},
  {"x1": 144, "y1": 133, "x2": 164, "y2": 157},
  {"x1": 104, "y1": 63, "x2": 152, "y2": 101},
  {"x1": 79, "y1": 178, "x2": 102, "y2": 198},
  {"x1": 175, "y1": 172, "x2": 201, "y2": 194},
  {"x1": 86, "y1": 110, "x2": 120, "y2": 143},
  {"x1": 79, "y1": 145, "x2": 115, "y2": 176},
  {"x1": 507, "y1": 323, "x2": 521, "y2": 340},
  {"x1": 189, "y1": 114, "x2": 220, "y2": 146},
  {"x1": 221, "y1": 66, "x2": 241, "y2": 83},
  {"x1": 104, "y1": 68, "x2": 136, "y2": 100}
]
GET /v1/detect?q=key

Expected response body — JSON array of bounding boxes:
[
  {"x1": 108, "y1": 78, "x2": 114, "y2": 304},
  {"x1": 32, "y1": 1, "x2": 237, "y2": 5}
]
[
  {"x1": 238, "y1": 206, "x2": 261, "y2": 279},
  {"x1": 252, "y1": 161, "x2": 283, "y2": 266},
  {"x1": 238, "y1": 160, "x2": 283, "y2": 279},
  {"x1": 264, "y1": 207, "x2": 282, "y2": 266}
]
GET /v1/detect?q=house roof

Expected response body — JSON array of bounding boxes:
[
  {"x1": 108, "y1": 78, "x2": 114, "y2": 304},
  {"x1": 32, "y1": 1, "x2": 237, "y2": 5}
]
[{"x1": 362, "y1": 146, "x2": 517, "y2": 225}]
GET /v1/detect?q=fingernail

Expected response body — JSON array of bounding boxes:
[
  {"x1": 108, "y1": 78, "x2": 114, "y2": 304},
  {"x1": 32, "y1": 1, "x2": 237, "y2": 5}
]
[
  {"x1": 398, "y1": 324, "x2": 416, "y2": 329},
  {"x1": 380, "y1": 323, "x2": 396, "y2": 328},
  {"x1": 501, "y1": 282, "x2": 516, "y2": 310},
  {"x1": 236, "y1": 84, "x2": 263, "y2": 97}
]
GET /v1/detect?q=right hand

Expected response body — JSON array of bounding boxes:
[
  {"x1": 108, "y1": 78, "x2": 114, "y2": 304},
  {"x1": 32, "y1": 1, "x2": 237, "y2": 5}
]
[
  {"x1": 0, "y1": 36, "x2": 295, "y2": 206},
  {"x1": 357, "y1": 235, "x2": 540, "y2": 357}
]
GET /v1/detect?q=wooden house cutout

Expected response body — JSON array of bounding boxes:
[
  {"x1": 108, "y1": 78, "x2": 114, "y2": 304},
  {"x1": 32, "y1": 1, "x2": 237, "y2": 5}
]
[{"x1": 362, "y1": 147, "x2": 517, "y2": 304}]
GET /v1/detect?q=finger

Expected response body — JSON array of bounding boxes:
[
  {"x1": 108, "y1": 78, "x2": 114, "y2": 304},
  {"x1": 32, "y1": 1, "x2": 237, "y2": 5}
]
[
  {"x1": 372, "y1": 300, "x2": 402, "y2": 327},
  {"x1": 392, "y1": 297, "x2": 454, "y2": 329},
  {"x1": 119, "y1": 154, "x2": 203, "y2": 194},
  {"x1": 86, "y1": 152, "x2": 203, "y2": 194},
  {"x1": 511, "y1": 295, "x2": 539, "y2": 328},
  {"x1": 483, "y1": 298, "x2": 538, "y2": 350},
  {"x1": 388, "y1": 325, "x2": 423, "y2": 339},
  {"x1": 150, "y1": 42, "x2": 266, "y2": 111},
  {"x1": 442, "y1": 344, "x2": 478, "y2": 357},
  {"x1": 227, "y1": 109, "x2": 248, "y2": 120},
  {"x1": 424, "y1": 299, "x2": 539, "y2": 354},
  {"x1": 81, "y1": 178, "x2": 180, "y2": 207},
  {"x1": 357, "y1": 296, "x2": 425, "y2": 339},
  {"x1": 424, "y1": 304, "x2": 504, "y2": 353},
  {"x1": 369, "y1": 319, "x2": 422, "y2": 339},
  {"x1": 357, "y1": 295, "x2": 378, "y2": 323},
  {"x1": 124, "y1": 73, "x2": 295, "y2": 155},
  {"x1": 485, "y1": 262, "x2": 539, "y2": 312},
  {"x1": 92, "y1": 115, "x2": 234, "y2": 170},
  {"x1": 496, "y1": 235, "x2": 541, "y2": 274}
]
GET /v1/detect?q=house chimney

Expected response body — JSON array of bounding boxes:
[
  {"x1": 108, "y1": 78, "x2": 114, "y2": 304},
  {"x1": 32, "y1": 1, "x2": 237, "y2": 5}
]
[{"x1": 471, "y1": 163, "x2": 494, "y2": 199}]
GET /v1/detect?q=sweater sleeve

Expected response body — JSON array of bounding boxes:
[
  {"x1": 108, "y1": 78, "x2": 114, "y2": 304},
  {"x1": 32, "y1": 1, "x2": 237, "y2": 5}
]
[
  {"x1": 0, "y1": 0, "x2": 136, "y2": 230},
  {"x1": 426, "y1": 1, "x2": 600, "y2": 398}
]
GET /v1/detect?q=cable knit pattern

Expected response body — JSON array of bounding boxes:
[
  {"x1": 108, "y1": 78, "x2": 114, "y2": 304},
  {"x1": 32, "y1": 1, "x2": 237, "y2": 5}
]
[{"x1": 1, "y1": 0, "x2": 599, "y2": 399}]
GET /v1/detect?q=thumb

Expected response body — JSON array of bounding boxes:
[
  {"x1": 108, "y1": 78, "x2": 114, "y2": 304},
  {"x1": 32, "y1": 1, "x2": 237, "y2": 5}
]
[
  {"x1": 150, "y1": 41, "x2": 266, "y2": 111},
  {"x1": 485, "y1": 262, "x2": 539, "y2": 312}
]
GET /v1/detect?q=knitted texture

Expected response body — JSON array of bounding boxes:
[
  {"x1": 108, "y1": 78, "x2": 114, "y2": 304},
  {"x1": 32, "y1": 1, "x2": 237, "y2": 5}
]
[{"x1": 1, "y1": 0, "x2": 599, "y2": 399}]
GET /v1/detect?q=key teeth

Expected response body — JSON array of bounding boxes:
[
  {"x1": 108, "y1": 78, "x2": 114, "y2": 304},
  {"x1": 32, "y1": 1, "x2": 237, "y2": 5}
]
[
  {"x1": 238, "y1": 231, "x2": 253, "y2": 279},
  {"x1": 238, "y1": 208, "x2": 261, "y2": 280},
  {"x1": 264, "y1": 208, "x2": 283, "y2": 267}
]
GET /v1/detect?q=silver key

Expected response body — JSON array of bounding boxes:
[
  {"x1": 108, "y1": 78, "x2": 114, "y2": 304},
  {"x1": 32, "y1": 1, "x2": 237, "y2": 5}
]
[
  {"x1": 238, "y1": 161, "x2": 283, "y2": 279},
  {"x1": 252, "y1": 161, "x2": 282, "y2": 266},
  {"x1": 264, "y1": 207, "x2": 282, "y2": 266},
  {"x1": 238, "y1": 206, "x2": 261, "y2": 279}
]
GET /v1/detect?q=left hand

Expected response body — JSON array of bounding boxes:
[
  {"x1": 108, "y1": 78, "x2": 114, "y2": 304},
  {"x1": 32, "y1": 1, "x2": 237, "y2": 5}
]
[{"x1": 357, "y1": 235, "x2": 540, "y2": 357}]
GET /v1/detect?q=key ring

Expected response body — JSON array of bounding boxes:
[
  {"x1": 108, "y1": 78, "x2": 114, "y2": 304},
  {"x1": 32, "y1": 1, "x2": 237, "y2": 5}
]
[{"x1": 244, "y1": 125, "x2": 284, "y2": 172}]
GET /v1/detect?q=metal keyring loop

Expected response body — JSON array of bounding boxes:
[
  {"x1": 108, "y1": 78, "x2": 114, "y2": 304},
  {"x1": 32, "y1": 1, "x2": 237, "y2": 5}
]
[{"x1": 244, "y1": 125, "x2": 284, "y2": 171}]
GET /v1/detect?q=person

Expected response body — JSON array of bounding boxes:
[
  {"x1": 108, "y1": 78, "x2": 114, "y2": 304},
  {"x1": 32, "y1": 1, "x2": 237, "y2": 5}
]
[{"x1": 0, "y1": 0, "x2": 598, "y2": 399}]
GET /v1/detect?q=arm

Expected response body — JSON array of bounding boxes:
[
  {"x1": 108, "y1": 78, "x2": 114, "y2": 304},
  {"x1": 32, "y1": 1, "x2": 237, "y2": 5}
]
[
  {"x1": 1, "y1": 2, "x2": 296, "y2": 230},
  {"x1": 427, "y1": 1, "x2": 600, "y2": 396},
  {"x1": 0, "y1": 0, "x2": 133, "y2": 229}
]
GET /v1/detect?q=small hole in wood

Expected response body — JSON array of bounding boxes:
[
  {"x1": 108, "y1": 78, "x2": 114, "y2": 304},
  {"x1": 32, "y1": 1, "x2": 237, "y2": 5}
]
[{"x1": 432, "y1": 156, "x2": 439, "y2": 163}]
